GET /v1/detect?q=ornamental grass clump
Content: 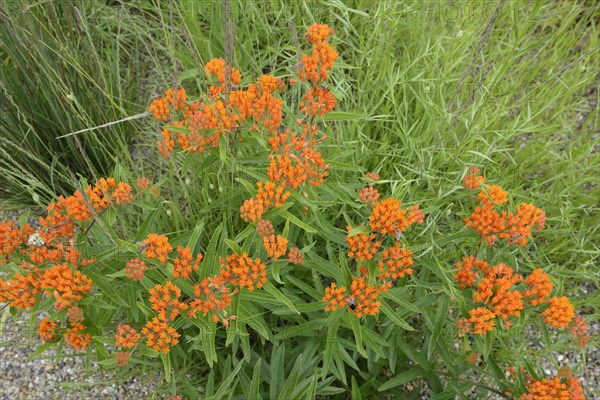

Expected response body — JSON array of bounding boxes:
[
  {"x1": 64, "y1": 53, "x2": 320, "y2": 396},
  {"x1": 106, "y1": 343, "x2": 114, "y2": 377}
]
[{"x1": 0, "y1": 23, "x2": 591, "y2": 399}]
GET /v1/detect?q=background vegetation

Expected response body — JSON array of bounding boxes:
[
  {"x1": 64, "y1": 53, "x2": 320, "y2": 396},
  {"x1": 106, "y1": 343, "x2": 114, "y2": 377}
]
[{"x1": 0, "y1": 0, "x2": 597, "y2": 398}]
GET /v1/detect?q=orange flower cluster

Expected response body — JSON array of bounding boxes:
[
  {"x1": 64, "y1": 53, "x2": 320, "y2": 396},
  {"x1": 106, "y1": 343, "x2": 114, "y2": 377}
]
[
  {"x1": 542, "y1": 296, "x2": 575, "y2": 329},
  {"x1": 519, "y1": 373, "x2": 584, "y2": 400},
  {"x1": 454, "y1": 257, "x2": 580, "y2": 336},
  {"x1": 1, "y1": 263, "x2": 92, "y2": 311},
  {"x1": 369, "y1": 198, "x2": 424, "y2": 236},
  {"x1": 64, "y1": 322, "x2": 92, "y2": 350},
  {"x1": 142, "y1": 316, "x2": 180, "y2": 354},
  {"x1": 287, "y1": 248, "x2": 304, "y2": 264},
  {"x1": 359, "y1": 186, "x2": 380, "y2": 204},
  {"x1": 300, "y1": 86, "x2": 337, "y2": 117},
  {"x1": 124, "y1": 258, "x2": 146, "y2": 281},
  {"x1": 141, "y1": 233, "x2": 172, "y2": 264},
  {"x1": 262, "y1": 234, "x2": 288, "y2": 259},
  {"x1": 323, "y1": 282, "x2": 347, "y2": 312},
  {"x1": 523, "y1": 268, "x2": 554, "y2": 305},
  {"x1": 116, "y1": 351, "x2": 130, "y2": 367},
  {"x1": 42, "y1": 263, "x2": 93, "y2": 309},
  {"x1": 347, "y1": 277, "x2": 389, "y2": 317},
  {"x1": 325, "y1": 190, "x2": 422, "y2": 317},
  {"x1": 148, "y1": 281, "x2": 188, "y2": 321},
  {"x1": 115, "y1": 324, "x2": 141, "y2": 349},
  {"x1": 377, "y1": 243, "x2": 414, "y2": 280},
  {"x1": 67, "y1": 306, "x2": 84, "y2": 323},
  {"x1": 240, "y1": 181, "x2": 290, "y2": 223},
  {"x1": 467, "y1": 307, "x2": 496, "y2": 334},
  {"x1": 220, "y1": 252, "x2": 267, "y2": 292},
  {"x1": 346, "y1": 228, "x2": 380, "y2": 261},
  {"x1": 0, "y1": 221, "x2": 33, "y2": 262},
  {"x1": 463, "y1": 166, "x2": 485, "y2": 189},
  {"x1": 464, "y1": 171, "x2": 545, "y2": 246},
  {"x1": 38, "y1": 317, "x2": 58, "y2": 342},
  {"x1": 298, "y1": 24, "x2": 338, "y2": 83},
  {"x1": 256, "y1": 219, "x2": 275, "y2": 238},
  {"x1": 172, "y1": 246, "x2": 203, "y2": 279},
  {"x1": 267, "y1": 129, "x2": 331, "y2": 189},
  {"x1": 569, "y1": 316, "x2": 589, "y2": 349},
  {"x1": 85, "y1": 177, "x2": 134, "y2": 211},
  {"x1": 188, "y1": 274, "x2": 233, "y2": 321},
  {"x1": 149, "y1": 87, "x2": 186, "y2": 121}
]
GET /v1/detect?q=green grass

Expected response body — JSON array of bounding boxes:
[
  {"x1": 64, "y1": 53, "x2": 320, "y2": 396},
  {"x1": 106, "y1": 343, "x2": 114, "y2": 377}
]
[{"x1": 1, "y1": 0, "x2": 597, "y2": 398}]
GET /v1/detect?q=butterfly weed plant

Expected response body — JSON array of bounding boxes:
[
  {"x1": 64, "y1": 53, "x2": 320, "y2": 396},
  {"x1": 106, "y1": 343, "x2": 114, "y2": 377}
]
[{"x1": 0, "y1": 24, "x2": 590, "y2": 399}]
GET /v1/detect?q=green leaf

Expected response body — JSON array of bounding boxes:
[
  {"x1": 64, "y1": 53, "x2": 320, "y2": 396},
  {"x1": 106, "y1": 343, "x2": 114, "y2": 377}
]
[
  {"x1": 202, "y1": 222, "x2": 223, "y2": 279},
  {"x1": 351, "y1": 376, "x2": 363, "y2": 400},
  {"x1": 279, "y1": 354, "x2": 303, "y2": 399},
  {"x1": 210, "y1": 359, "x2": 244, "y2": 399},
  {"x1": 134, "y1": 202, "x2": 161, "y2": 242},
  {"x1": 84, "y1": 268, "x2": 128, "y2": 307},
  {"x1": 280, "y1": 210, "x2": 317, "y2": 233},
  {"x1": 262, "y1": 281, "x2": 300, "y2": 315},
  {"x1": 378, "y1": 367, "x2": 422, "y2": 391},
  {"x1": 161, "y1": 353, "x2": 171, "y2": 383},
  {"x1": 322, "y1": 111, "x2": 367, "y2": 121},
  {"x1": 224, "y1": 238, "x2": 244, "y2": 255},
  {"x1": 270, "y1": 344, "x2": 285, "y2": 399},
  {"x1": 348, "y1": 313, "x2": 367, "y2": 358},
  {"x1": 379, "y1": 301, "x2": 415, "y2": 331},
  {"x1": 321, "y1": 315, "x2": 341, "y2": 379},
  {"x1": 249, "y1": 359, "x2": 263, "y2": 400}
]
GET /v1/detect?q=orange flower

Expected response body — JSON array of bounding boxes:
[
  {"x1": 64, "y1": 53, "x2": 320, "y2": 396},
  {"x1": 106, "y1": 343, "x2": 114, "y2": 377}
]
[
  {"x1": 0, "y1": 269, "x2": 42, "y2": 309},
  {"x1": 0, "y1": 221, "x2": 33, "y2": 261},
  {"x1": 569, "y1": 316, "x2": 589, "y2": 349},
  {"x1": 41, "y1": 263, "x2": 93, "y2": 310},
  {"x1": 67, "y1": 306, "x2": 84, "y2": 323},
  {"x1": 463, "y1": 166, "x2": 485, "y2": 189},
  {"x1": 300, "y1": 86, "x2": 336, "y2": 116},
  {"x1": 240, "y1": 181, "x2": 290, "y2": 223},
  {"x1": 124, "y1": 258, "x2": 146, "y2": 281},
  {"x1": 149, "y1": 97, "x2": 170, "y2": 121},
  {"x1": 468, "y1": 307, "x2": 496, "y2": 334},
  {"x1": 142, "y1": 316, "x2": 180, "y2": 354},
  {"x1": 148, "y1": 281, "x2": 188, "y2": 321},
  {"x1": 116, "y1": 351, "x2": 131, "y2": 366},
  {"x1": 407, "y1": 205, "x2": 425, "y2": 225},
  {"x1": 369, "y1": 198, "x2": 410, "y2": 236},
  {"x1": 288, "y1": 248, "x2": 304, "y2": 265},
  {"x1": 365, "y1": 171, "x2": 380, "y2": 182},
  {"x1": 64, "y1": 322, "x2": 93, "y2": 350},
  {"x1": 519, "y1": 374, "x2": 584, "y2": 400},
  {"x1": 262, "y1": 234, "x2": 288, "y2": 259},
  {"x1": 348, "y1": 277, "x2": 386, "y2": 318},
  {"x1": 172, "y1": 246, "x2": 203, "y2": 279},
  {"x1": 188, "y1": 274, "x2": 232, "y2": 319},
  {"x1": 473, "y1": 264, "x2": 523, "y2": 325},
  {"x1": 358, "y1": 186, "x2": 380, "y2": 204},
  {"x1": 256, "y1": 219, "x2": 275, "y2": 238},
  {"x1": 542, "y1": 296, "x2": 575, "y2": 329},
  {"x1": 142, "y1": 233, "x2": 172, "y2": 264},
  {"x1": 221, "y1": 253, "x2": 266, "y2": 292},
  {"x1": 38, "y1": 317, "x2": 58, "y2": 342},
  {"x1": 377, "y1": 242, "x2": 413, "y2": 280},
  {"x1": 206, "y1": 58, "x2": 241, "y2": 86},
  {"x1": 298, "y1": 24, "x2": 338, "y2": 83},
  {"x1": 523, "y1": 268, "x2": 553, "y2": 305},
  {"x1": 115, "y1": 324, "x2": 141, "y2": 349},
  {"x1": 477, "y1": 185, "x2": 508, "y2": 207},
  {"x1": 158, "y1": 128, "x2": 175, "y2": 158},
  {"x1": 453, "y1": 256, "x2": 489, "y2": 289},
  {"x1": 322, "y1": 282, "x2": 347, "y2": 312},
  {"x1": 464, "y1": 205, "x2": 505, "y2": 246},
  {"x1": 346, "y1": 227, "x2": 380, "y2": 261},
  {"x1": 135, "y1": 177, "x2": 151, "y2": 190}
]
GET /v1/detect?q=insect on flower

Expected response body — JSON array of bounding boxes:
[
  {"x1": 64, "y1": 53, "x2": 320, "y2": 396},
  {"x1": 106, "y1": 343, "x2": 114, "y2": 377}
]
[
  {"x1": 510, "y1": 233, "x2": 522, "y2": 244},
  {"x1": 395, "y1": 228, "x2": 404, "y2": 241},
  {"x1": 347, "y1": 297, "x2": 356, "y2": 310},
  {"x1": 137, "y1": 242, "x2": 150, "y2": 254}
]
